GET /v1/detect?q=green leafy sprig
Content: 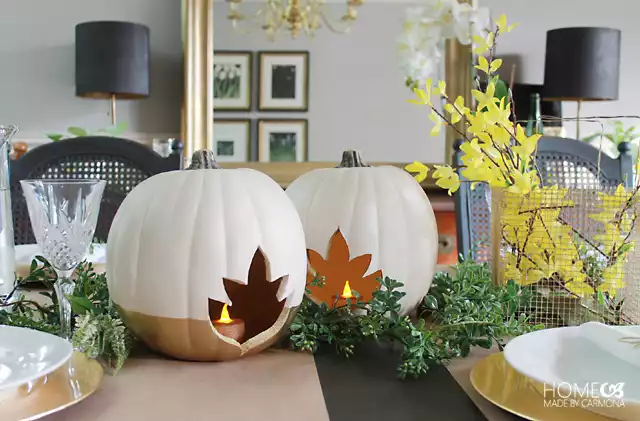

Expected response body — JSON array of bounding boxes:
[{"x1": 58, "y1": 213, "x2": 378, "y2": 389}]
[
  {"x1": 0, "y1": 257, "x2": 133, "y2": 373},
  {"x1": 46, "y1": 122, "x2": 128, "y2": 142},
  {"x1": 68, "y1": 262, "x2": 134, "y2": 372}
]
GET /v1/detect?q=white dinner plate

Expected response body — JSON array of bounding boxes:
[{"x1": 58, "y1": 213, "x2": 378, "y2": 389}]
[
  {"x1": 504, "y1": 326, "x2": 640, "y2": 421},
  {"x1": 0, "y1": 326, "x2": 73, "y2": 391}
]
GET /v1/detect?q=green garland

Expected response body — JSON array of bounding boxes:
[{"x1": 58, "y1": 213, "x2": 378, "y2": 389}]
[
  {"x1": 0, "y1": 257, "x2": 540, "y2": 378},
  {"x1": 287, "y1": 259, "x2": 542, "y2": 378}
]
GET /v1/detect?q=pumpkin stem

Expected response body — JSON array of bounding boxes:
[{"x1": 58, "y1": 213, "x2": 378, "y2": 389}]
[
  {"x1": 337, "y1": 150, "x2": 370, "y2": 168},
  {"x1": 187, "y1": 150, "x2": 222, "y2": 170}
]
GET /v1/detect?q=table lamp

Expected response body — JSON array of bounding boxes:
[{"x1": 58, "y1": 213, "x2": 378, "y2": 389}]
[
  {"x1": 542, "y1": 27, "x2": 621, "y2": 139},
  {"x1": 75, "y1": 21, "x2": 150, "y2": 125}
]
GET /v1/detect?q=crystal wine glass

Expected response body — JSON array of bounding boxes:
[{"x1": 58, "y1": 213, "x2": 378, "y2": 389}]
[{"x1": 20, "y1": 179, "x2": 106, "y2": 340}]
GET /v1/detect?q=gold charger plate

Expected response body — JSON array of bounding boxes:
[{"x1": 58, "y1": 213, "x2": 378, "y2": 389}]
[
  {"x1": 0, "y1": 351, "x2": 103, "y2": 421},
  {"x1": 470, "y1": 352, "x2": 614, "y2": 421}
]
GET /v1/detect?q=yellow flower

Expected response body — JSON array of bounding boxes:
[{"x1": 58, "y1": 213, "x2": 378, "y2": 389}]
[
  {"x1": 496, "y1": 14, "x2": 517, "y2": 33},
  {"x1": 485, "y1": 32, "x2": 495, "y2": 49},
  {"x1": 434, "y1": 80, "x2": 448, "y2": 98},
  {"x1": 594, "y1": 224, "x2": 621, "y2": 254},
  {"x1": 600, "y1": 261, "x2": 626, "y2": 296},
  {"x1": 503, "y1": 252, "x2": 522, "y2": 282},
  {"x1": 620, "y1": 214, "x2": 634, "y2": 233},
  {"x1": 507, "y1": 169, "x2": 538, "y2": 195},
  {"x1": 429, "y1": 111, "x2": 444, "y2": 136},
  {"x1": 566, "y1": 281, "x2": 594, "y2": 297},
  {"x1": 408, "y1": 87, "x2": 431, "y2": 106},
  {"x1": 490, "y1": 59, "x2": 503, "y2": 73},
  {"x1": 482, "y1": 99, "x2": 511, "y2": 127},
  {"x1": 467, "y1": 111, "x2": 489, "y2": 134},
  {"x1": 407, "y1": 78, "x2": 434, "y2": 106},
  {"x1": 478, "y1": 141, "x2": 501, "y2": 161},
  {"x1": 513, "y1": 125, "x2": 541, "y2": 159},
  {"x1": 472, "y1": 82, "x2": 498, "y2": 110},
  {"x1": 444, "y1": 96, "x2": 470, "y2": 124},
  {"x1": 519, "y1": 256, "x2": 553, "y2": 285},
  {"x1": 598, "y1": 184, "x2": 630, "y2": 213},
  {"x1": 404, "y1": 161, "x2": 429, "y2": 183},
  {"x1": 432, "y1": 165, "x2": 460, "y2": 195},
  {"x1": 475, "y1": 56, "x2": 490, "y2": 74},
  {"x1": 487, "y1": 125, "x2": 512, "y2": 147},
  {"x1": 487, "y1": 166, "x2": 507, "y2": 187},
  {"x1": 473, "y1": 35, "x2": 490, "y2": 55},
  {"x1": 590, "y1": 209, "x2": 617, "y2": 225},
  {"x1": 460, "y1": 138, "x2": 484, "y2": 161},
  {"x1": 520, "y1": 185, "x2": 572, "y2": 213}
]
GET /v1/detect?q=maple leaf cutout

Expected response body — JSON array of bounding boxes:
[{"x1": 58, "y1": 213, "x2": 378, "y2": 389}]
[
  {"x1": 209, "y1": 249, "x2": 286, "y2": 342},
  {"x1": 307, "y1": 229, "x2": 383, "y2": 305}
]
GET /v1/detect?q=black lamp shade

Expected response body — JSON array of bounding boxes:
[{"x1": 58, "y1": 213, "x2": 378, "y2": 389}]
[
  {"x1": 75, "y1": 21, "x2": 150, "y2": 99},
  {"x1": 543, "y1": 27, "x2": 621, "y2": 101}
]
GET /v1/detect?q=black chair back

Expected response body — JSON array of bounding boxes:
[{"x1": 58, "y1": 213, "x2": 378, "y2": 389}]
[{"x1": 11, "y1": 136, "x2": 183, "y2": 244}]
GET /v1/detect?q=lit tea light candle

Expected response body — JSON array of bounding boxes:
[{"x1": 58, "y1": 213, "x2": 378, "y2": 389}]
[
  {"x1": 341, "y1": 280, "x2": 354, "y2": 299},
  {"x1": 335, "y1": 281, "x2": 366, "y2": 315},
  {"x1": 212, "y1": 304, "x2": 245, "y2": 342}
]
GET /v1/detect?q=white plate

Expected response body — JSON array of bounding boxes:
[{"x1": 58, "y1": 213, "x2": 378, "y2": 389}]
[
  {"x1": 0, "y1": 326, "x2": 73, "y2": 391},
  {"x1": 504, "y1": 326, "x2": 640, "y2": 421},
  {"x1": 15, "y1": 243, "x2": 106, "y2": 266}
]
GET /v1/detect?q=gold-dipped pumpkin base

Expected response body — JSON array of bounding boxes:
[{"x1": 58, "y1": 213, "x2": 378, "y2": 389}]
[{"x1": 116, "y1": 304, "x2": 298, "y2": 362}]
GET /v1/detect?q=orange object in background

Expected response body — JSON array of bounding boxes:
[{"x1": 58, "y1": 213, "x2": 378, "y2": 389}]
[
  {"x1": 12, "y1": 142, "x2": 28, "y2": 159},
  {"x1": 435, "y1": 211, "x2": 458, "y2": 264},
  {"x1": 429, "y1": 194, "x2": 458, "y2": 265}
]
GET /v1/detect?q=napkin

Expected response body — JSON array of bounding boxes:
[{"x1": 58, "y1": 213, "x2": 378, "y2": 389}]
[{"x1": 579, "y1": 321, "x2": 640, "y2": 369}]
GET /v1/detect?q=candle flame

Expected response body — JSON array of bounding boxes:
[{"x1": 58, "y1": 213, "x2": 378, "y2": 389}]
[
  {"x1": 218, "y1": 304, "x2": 233, "y2": 324},
  {"x1": 341, "y1": 280, "x2": 353, "y2": 299}
]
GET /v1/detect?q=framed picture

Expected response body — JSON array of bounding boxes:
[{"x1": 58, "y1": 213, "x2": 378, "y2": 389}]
[
  {"x1": 258, "y1": 51, "x2": 309, "y2": 111},
  {"x1": 214, "y1": 51, "x2": 252, "y2": 111},
  {"x1": 213, "y1": 119, "x2": 251, "y2": 162},
  {"x1": 258, "y1": 119, "x2": 308, "y2": 162}
]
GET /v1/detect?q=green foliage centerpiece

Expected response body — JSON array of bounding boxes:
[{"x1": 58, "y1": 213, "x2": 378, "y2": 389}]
[
  {"x1": 0, "y1": 257, "x2": 536, "y2": 378},
  {"x1": 288, "y1": 259, "x2": 538, "y2": 378}
]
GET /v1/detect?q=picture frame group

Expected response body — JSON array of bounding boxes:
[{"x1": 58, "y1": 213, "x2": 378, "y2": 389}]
[
  {"x1": 213, "y1": 51, "x2": 309, "y2": 112},
  {"x1": 213, "y1": 49, "x2": 310, "y2": 163},
  {"x1": 214, "y1": 119, "x2": 308, "y2": 163}
]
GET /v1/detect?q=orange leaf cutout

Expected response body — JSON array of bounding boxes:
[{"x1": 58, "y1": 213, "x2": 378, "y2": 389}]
[
  {"x1": 307, "y1": 229, "x2": 383, "y2": 305},
  {"x1": 209, "y1": 249, "x2": 286, "y2": 342}
]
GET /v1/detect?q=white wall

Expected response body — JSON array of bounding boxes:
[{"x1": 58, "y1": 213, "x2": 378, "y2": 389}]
[{"x1": 485, "y1": 0, "x2": 640, "y2": 139}]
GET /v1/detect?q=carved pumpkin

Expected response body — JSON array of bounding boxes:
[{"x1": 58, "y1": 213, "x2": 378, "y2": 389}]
[
  {"x1": 106, "y1": 151, "x2": 307, "y2": 361},
  {"x1": 286, "y1": 150, "x2": 438, "y2": 314}
]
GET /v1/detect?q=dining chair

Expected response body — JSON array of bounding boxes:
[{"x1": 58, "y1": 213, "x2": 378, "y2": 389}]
[
  {"x1": 454, "y1": 136, "x2": 634, "y2": 262},
  {"x1": 10, "y1": 136, "x2": 183, "y2": 245}
]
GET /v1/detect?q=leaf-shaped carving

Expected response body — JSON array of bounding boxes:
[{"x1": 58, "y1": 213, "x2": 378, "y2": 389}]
[
  {"x1": 307, "y1": 229, "x2": 382, "y2": 305},
  {"x1": 209, "y1": 249, "x2": 286, "y2": 342}
]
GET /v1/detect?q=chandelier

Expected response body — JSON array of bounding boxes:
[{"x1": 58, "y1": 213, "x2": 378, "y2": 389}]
[{"x1": 226, "y1": 0, "x2": 365, "y2": 39}]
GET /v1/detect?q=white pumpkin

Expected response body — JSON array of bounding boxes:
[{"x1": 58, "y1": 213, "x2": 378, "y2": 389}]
[
  {"x1": 286, "y1": 150, "x2": 438, "y2": 314},
  {"x1": 107, "y1": 150, "x2": 307, "y2": 361}
]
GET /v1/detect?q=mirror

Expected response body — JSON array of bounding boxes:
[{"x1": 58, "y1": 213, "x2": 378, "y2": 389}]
[{"x1": 182, "y1": 0, "x2": 475, "y2": 174}]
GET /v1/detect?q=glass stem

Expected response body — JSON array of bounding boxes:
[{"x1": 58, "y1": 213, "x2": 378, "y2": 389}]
[{"x1": 54, "y1": 277, "x2": 75, "y2": 341}]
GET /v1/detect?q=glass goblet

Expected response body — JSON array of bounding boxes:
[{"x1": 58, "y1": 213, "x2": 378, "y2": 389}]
[{"x1": 20, "y1": 179, "x2": 106, "y2": 340}]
